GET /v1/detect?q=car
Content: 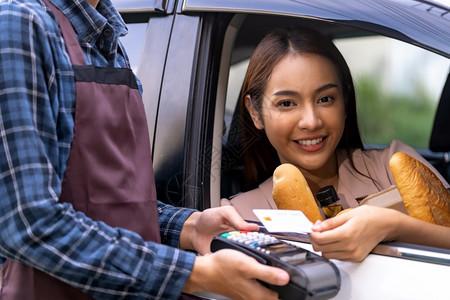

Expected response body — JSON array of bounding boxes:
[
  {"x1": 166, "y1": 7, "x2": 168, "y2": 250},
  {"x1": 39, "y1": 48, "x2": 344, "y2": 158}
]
[{"x1": 112, "y1": 0, "x2": 450, "y2": 299}]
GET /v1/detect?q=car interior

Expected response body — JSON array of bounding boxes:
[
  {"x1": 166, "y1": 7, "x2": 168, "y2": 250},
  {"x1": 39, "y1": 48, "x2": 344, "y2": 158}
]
[{"x1": 118, "y1": 9, "x2": 449, "y2": 211}]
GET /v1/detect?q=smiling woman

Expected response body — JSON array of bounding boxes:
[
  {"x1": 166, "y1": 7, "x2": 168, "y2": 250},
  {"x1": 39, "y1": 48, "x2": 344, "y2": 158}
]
[
  {"x1": 221, "y1": 27, "x2": 450, "y2": 262},
  {"x1": 232, "y1": 27, "x2": 363, "y2": 195},
  {"x1": 246, "y1": 52, "x2": 346, "y2": 183}
]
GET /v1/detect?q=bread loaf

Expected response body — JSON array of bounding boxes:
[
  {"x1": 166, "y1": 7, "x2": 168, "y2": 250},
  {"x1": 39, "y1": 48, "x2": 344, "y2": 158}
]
[
  {"x1": 389, "y1": 152, "x2": 450, "y2": 226},
  {"x1": 272, "y1": 163, "x2": 323, "y2": 223}
]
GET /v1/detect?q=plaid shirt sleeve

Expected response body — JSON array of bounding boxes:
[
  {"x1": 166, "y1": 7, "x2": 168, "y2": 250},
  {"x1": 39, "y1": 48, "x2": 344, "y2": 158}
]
[
  {"x1": 158, "y1": 201, "x2": 197, "y2": 247},
  {"x1": 0, "y1": 2, "x2": 196, "y2": 299}
]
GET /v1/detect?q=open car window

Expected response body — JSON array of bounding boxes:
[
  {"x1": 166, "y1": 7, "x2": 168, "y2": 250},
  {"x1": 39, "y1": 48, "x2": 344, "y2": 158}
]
[
  {"x1": 216, "y1": 14, "x2": 449, "y2": 266},
  {"x1": 225, "y1": 35, "x2": 450, "y2": 151}
]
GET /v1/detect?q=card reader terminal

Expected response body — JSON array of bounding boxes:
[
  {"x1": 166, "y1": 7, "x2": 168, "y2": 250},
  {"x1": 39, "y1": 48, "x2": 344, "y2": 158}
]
[{"x1": 211, "y1": 231, "x2": 340, "y2": 300}]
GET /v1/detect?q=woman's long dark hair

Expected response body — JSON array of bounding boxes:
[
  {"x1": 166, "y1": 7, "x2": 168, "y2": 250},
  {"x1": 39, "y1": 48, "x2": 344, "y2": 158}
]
[{"x1": 240, "y1": 27, "x2": 363, "y2": 190}]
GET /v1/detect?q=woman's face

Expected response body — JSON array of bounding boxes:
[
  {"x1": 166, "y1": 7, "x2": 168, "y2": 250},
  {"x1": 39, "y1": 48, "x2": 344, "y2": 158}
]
[{"x1": 247, "y1": 53, "x2": 346, "y2": 175}]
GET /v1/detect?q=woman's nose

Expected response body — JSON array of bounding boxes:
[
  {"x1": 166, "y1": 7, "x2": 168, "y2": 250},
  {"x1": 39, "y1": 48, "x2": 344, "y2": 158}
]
[{"x1": 297, "y1": 105, "x2": 323, "y2": 131}]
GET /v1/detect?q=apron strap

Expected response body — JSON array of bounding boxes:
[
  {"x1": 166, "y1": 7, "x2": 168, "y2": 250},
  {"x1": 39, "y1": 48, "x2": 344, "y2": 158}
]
[{"x1": 43, "y1": 0, "x2": 86, "y2": 65}]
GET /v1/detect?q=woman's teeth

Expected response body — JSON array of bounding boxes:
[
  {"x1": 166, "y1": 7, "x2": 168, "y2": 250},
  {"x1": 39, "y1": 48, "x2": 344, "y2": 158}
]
[{"x1": 297, "y1": 137, "x2": 324, "y2": 146}]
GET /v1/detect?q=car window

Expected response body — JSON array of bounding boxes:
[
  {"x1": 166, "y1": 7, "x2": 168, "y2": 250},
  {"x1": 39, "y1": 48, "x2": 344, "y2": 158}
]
[
  {"x1": 225, "y1": 35, "x2": 450, "y2": 150},
  {"x1": 335, "y1": 35, "x2": 450, "y2": 149}
]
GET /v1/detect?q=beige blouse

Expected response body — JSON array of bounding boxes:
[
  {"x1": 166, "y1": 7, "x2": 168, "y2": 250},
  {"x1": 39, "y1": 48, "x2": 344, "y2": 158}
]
[{"x1": 221, "y1": 140, "x2": 449, "y2": 222}]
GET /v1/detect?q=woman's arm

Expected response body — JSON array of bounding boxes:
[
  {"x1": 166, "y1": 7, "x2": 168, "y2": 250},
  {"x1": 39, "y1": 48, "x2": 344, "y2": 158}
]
[
  {"x1": 309, "y1": 205, "x2": 450, "y2": 262},
  {"x1": 388, "y1": 209, "x2": 450, "y2": 248}
]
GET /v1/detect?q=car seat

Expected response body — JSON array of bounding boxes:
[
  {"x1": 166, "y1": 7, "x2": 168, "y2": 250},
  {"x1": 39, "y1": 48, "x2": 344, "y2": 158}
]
[{"x1": 429, "y1": 71, "x2": 450, "y2": 182}]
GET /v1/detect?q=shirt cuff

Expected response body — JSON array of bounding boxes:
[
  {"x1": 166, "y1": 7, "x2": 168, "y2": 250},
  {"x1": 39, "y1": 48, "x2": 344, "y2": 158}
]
[
  {"x1": 158, "y1": 202, "x2": 197, "y2": 247},
  {"x1": 144, "y1": 242, "x2": 196, "y2": 298}
]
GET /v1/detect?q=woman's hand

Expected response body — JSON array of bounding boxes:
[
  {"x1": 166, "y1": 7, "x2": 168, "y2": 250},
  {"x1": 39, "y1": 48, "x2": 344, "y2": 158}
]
[
  {"x1": 179, "y1": 205, "x2": 259, "y2": 254},
  {"x1": 183, "y1": 249, "x2": 290, "y2": 300},
  {"x1": 309, "y1": 205, "x2": 398, "y2": 262}
]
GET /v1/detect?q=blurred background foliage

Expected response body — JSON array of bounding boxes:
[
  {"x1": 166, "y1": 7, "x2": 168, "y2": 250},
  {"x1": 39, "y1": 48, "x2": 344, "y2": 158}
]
[{"x1": 354, "y1": 75, "x2": 436, "y2": 149}]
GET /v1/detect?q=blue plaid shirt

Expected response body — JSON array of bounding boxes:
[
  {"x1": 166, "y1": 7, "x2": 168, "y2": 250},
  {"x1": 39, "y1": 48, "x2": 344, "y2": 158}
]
[{"x1": 0, "y1": 0, "x2": 196, "y2": 298}]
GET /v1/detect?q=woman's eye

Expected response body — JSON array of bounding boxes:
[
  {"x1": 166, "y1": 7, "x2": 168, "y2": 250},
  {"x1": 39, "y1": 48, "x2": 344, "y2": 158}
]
[
  {"x1": 279, "y1": 100, "x2": 294, "y2": 107},
  {"x1": 318, "y1": 96, "x2": 333, "y2": 103}
]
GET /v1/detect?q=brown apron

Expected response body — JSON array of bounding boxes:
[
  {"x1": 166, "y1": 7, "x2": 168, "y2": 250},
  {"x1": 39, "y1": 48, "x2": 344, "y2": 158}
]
[{"x1": 0, "y1": 0, "x2": 160, "y2": 298}]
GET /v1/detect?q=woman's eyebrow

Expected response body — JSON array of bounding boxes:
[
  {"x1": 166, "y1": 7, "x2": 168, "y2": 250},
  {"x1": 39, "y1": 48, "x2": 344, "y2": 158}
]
[
  {"x1": 272, "y1": 90, "x2": 300, "y2": 96},
  {"x1": 272, "y1": 83, "x2": 339, "y2": 97},
  {"x1": 315, "y1": 83, "x2": 339, "y2": 93}
]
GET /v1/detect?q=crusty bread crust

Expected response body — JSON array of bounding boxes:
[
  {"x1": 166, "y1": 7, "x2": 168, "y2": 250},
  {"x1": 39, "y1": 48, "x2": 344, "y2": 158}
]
[
  {"x1": 272, "y1": 163, "x2": 323, "y2": 222},
  {"x1": 389, "y1": 152, "x2": 450, "y2": 226}
]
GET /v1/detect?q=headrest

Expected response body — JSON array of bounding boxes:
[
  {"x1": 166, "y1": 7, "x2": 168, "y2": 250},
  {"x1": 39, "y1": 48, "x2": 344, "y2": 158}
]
[{"x1": 429, "y1": 72, "x2": 450, "y2": 152}]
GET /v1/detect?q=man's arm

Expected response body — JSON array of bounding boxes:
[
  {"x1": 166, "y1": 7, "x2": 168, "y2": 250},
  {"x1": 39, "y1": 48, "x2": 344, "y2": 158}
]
[
  {"x1": 0, "y1": 3, "x2": 194, "y2": 298},
  {"x1": 157, "y1": 200, "x2": 197, "y2": 247}
]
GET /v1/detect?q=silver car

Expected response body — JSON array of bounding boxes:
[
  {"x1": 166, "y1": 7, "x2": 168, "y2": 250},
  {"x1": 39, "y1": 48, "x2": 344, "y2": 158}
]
[{"x1": 114, "y1": 0, "x2": 450, "y2": 299}]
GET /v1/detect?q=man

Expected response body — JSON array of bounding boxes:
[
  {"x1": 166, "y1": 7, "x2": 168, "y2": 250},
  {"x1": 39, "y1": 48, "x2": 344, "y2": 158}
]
[{"x1": 0, "y1": 0, "x2": 289, "y2": 299}]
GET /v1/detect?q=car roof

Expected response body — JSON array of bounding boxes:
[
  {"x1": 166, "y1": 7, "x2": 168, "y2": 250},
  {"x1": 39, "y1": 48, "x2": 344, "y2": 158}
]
[
  {"x1": 111, "y1": 0, "x2": 449, "y2": 56},
  {"x1": 181, "y1": 0, "x2": 450, "y2": 57}
]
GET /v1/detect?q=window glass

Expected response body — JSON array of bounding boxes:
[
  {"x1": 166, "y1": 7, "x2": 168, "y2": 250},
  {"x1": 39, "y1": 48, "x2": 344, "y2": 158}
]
[{"x1": 334, "y1": 36, "x2": 450, "y2": 149}]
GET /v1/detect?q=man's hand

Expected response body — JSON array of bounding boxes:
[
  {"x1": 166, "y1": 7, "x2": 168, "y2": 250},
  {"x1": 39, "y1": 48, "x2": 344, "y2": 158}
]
[
  {"x1": 183, "y1": 249, "x2": 290, "y2": 300},
  {"x1": 179, "y1": 206, "x2": 259, "y2": 254}
]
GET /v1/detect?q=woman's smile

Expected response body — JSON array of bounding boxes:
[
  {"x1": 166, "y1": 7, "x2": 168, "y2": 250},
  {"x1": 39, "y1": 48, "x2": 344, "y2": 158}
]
[{"x1": 294, "y1": 136, "x2": 327, "y2": 152}]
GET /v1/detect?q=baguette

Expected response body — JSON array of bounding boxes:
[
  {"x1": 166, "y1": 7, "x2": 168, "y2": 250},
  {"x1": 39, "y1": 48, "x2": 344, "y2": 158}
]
[
  {"x1": 389, "y1": 152, "x2": 450, "y2": 226},
  {"x1": 272, "y1": 163, "x2": 323, "y2": 223}
]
